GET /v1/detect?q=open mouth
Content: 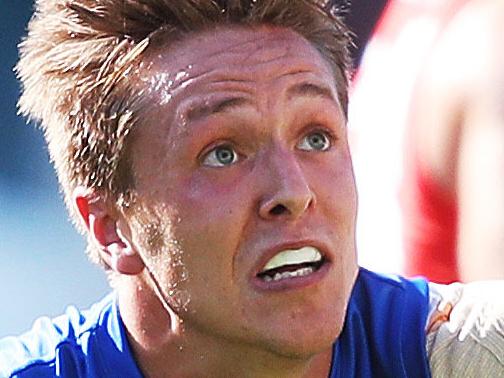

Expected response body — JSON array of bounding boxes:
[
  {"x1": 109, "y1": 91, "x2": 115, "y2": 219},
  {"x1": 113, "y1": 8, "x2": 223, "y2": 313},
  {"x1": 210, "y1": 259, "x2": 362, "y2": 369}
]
[{"x1": 257, "y1": 246, "x2": 326, "y2": 283}]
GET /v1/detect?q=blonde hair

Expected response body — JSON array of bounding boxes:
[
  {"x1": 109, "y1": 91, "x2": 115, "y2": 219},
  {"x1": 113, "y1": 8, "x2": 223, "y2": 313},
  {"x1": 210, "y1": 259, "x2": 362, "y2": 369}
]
[{"x1": 17, "y1": 0, "x2": 352, "y2": 266}]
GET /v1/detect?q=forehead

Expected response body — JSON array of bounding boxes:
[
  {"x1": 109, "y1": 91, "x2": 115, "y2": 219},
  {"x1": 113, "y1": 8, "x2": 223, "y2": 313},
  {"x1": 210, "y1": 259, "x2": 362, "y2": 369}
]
[
  {"x1": 148, "y1": 25, "x2": 332, "y2": 70},
  {"x1": 138, "y1": 25, "x2": 337, "y2": 102}
]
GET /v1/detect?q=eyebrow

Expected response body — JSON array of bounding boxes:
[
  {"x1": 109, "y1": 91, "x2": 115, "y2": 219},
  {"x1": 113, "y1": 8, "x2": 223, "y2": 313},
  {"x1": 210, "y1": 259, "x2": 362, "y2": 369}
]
[
  {"x1": 185, "y1": 97, "x2": 251, "y2": 122},
  {"x1": 184, "y1": 82, "x2": 335, "y2": 122},
  {"x1": 286, "y1": 82, "x2": 336, "y2": 102}
]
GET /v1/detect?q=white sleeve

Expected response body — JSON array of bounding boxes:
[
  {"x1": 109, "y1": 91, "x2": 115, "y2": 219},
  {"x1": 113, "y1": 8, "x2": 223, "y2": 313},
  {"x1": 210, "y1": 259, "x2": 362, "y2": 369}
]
[{"x1": 426, "y1": 282, "x2": 504, "y2": 377}]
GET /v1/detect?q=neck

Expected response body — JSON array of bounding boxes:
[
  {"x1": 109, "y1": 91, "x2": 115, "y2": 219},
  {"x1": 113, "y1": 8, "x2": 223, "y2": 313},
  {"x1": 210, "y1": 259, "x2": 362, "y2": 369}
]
[{"x1": 117, "y1": 275, "x2": 333, "y2": 378}]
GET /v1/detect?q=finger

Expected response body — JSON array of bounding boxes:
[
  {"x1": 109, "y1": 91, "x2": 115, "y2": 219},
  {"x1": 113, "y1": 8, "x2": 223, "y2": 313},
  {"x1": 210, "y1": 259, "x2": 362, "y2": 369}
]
[
  {"x1": 458, "y1": 303, "x2": 483, "y2": 341},
  {"x1": 447, "y1": 300, "x2": 471, "y2": 333},
  {"x1": 436, "y1": 283, "x2": 463, "y2": 311},
  {"x1": 427, "y1": 302, "x2": 453, "y2": 334}
]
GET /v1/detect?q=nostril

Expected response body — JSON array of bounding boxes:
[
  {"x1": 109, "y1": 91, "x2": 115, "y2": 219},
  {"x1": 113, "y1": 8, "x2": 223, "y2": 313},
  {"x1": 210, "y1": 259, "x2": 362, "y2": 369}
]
[{"x1": 270, "y1": 204, "x2": 288, "y2": 216}]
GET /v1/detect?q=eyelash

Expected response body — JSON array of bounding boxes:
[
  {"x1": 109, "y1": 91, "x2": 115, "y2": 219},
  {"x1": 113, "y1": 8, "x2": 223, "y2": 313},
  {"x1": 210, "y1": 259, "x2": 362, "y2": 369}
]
[
  {"x1": 299, "y1": 126, "x2": 337, "y2": 147},
  {"x1": 199, "y1": 140, "x2": 240, "y2": 167},
  {"x1": 199, "y1": 126, "x2": 337, "y2": 166}
]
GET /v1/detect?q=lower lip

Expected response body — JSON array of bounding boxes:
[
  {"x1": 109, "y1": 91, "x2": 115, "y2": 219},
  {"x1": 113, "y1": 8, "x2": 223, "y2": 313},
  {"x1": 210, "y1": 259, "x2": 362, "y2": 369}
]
[{"x1": 251, "y1": 261, "x2": 331, "y2": 292}]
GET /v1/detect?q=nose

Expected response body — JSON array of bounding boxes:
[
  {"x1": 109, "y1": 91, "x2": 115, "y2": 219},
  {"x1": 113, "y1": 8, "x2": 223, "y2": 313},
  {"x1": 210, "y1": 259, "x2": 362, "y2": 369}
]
[{"x1": 258, "y1": 150, "x2": 315, "y2": 221}]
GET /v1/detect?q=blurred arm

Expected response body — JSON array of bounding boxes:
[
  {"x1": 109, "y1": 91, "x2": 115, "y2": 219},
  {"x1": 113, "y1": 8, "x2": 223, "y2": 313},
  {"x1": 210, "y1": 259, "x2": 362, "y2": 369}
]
[
  {"x1": 455, "y1": 2, "x2": 504, "y2": 281},
  {"x1": 457, "y1": 89, "x2": 504, "y2": 281},
  {"x1": 414, "y1": 0, "x2": 504, "y2": 281}
]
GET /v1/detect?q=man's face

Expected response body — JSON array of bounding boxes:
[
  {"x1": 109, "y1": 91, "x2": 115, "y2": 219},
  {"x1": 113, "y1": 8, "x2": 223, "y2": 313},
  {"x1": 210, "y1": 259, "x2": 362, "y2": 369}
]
[{"x1": 129, "y1": 26, "x2": 358, "y2": 357}]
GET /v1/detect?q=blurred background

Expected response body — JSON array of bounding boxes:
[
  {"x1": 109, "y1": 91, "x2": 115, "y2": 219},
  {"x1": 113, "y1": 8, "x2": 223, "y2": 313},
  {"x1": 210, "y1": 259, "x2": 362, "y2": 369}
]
[
  {"x1": 0, "y1": 0, "x2": 391, "y2": 338},
  {"x1": 0, "y1": 1, "x2": 108, "y2": 338}
]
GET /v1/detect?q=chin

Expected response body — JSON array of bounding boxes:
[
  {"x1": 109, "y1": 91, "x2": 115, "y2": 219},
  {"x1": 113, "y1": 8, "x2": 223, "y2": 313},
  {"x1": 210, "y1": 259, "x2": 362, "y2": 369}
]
[
  {"x1": 242, "y1": 273, "x2": 355, "y2": 360},
  {"x1": 257, "y1": 305, "x2": 346, "y2": 360},
  {"x1": 263, "y1": 323, "x2": 341, "y2": 360}
]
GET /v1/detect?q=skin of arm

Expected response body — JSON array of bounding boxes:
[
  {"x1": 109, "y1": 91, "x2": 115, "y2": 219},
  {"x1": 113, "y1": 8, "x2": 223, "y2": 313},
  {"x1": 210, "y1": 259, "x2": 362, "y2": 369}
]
[{"x1": 413, "y1": 0, "x2": 504, "y2": 281}]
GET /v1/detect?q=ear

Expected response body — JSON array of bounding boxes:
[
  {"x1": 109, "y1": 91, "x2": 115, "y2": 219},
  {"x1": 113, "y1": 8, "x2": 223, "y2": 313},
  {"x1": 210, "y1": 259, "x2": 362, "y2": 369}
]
[{"x1": 73, "y1": 187, "x2": 145, "y2": 275}]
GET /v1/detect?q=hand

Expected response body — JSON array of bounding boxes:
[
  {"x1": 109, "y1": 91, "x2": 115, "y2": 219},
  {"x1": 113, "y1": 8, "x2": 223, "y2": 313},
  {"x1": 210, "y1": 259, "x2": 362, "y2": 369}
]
[{"x1": 429, "y1": 281, "x2": 504, "y2": 341}]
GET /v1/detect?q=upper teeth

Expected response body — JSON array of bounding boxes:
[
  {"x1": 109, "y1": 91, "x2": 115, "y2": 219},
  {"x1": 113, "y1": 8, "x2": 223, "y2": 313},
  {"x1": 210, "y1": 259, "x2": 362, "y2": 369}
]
[{"x1": 261, "y1": 246, "x2": 322, "y2": 272}]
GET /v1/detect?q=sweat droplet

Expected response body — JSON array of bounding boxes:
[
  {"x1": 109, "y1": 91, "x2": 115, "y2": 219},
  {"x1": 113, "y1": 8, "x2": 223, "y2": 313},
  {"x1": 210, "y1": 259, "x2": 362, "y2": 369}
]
[
  {"x1": 160, "y1": 92, "x2": 172, "y2": 105},
  {"x1": 181, "y1": 268, "x2": 189, "y2": 281},
  {"x1": 175, "y1": 70, "x2": 188, "y2": 81},
  {"x1": 171, "y1": 290, "x2": 191, "y2": 311}
]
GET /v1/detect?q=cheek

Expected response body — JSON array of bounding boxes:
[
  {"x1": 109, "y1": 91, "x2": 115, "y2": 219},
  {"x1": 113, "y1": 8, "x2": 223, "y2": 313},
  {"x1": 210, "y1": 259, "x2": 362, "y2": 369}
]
[
  {"x1": 312, "y1": 153, "x2": 357, "y2": 214},
  {"x1": 128, "y1": 207, "x2": 193, "y2": 311},
  {"x1": 181, "y1": 169, "x2": 252, "y2": 225},
  {"x1": 169, "y1": 173, "x2": 252, "y2": 277}
]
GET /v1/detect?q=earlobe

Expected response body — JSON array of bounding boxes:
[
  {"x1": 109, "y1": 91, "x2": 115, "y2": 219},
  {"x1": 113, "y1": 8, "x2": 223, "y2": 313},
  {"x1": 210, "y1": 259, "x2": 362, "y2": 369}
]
[
  {"x1": 107, "y1": 239, "x2": 145, "y2": 276},
  {"x1": 73, "y1": 187, "x2": 145, "y2": 275}
]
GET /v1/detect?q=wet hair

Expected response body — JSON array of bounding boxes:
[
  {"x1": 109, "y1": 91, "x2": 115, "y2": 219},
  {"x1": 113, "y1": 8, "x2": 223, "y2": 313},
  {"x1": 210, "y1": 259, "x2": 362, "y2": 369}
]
[{"x1": 17, "y1": 0, "x2": 353, "y2": 267}]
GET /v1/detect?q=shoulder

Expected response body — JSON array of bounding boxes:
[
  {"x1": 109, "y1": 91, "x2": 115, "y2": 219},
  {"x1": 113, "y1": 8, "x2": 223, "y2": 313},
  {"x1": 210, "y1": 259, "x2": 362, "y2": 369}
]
[
  {"x1": 421, "y1": 0, "x2": 503, "y2": 97},
  {"x1": 426, "y1": 281, "x2": 504, "y2": 376},
  {"x1": 353, "y1": 268, "x2": 429, "y2": 300},
  {"x1": 333, "y1": 269, "x2": 431, "y2": 376},
  {"x1": 409, "y1": 0, "x2": 504, "y2": 184},
  {"x1": 428, "y1": 325, "x2": 504, "y2": 377},
  {"x1": 0, "y1": 293, "x2": 115, "y2": 377},
  {"x1": 349, "y1": 268, "x2": 430, "y2": 331}
]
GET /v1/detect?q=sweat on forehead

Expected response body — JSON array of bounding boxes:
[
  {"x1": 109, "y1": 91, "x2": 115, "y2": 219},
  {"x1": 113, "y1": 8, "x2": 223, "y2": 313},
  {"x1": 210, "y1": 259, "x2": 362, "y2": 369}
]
[{"x1": 136, "y1": 25, "x2": 337, "y2": 105}]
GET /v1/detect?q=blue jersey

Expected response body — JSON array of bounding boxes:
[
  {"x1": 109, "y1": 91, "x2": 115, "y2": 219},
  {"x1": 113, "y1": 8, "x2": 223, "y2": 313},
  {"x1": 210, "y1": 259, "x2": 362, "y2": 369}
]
[
  {"x1": 331, "y1": 269, "x2": 431, "y2": 377},
  {"x1": 0, "y1": 268, "x2": 431, "y2": 377},
  {"x1": 0, "y1": 294, "x2": 142, "y2": 377}
]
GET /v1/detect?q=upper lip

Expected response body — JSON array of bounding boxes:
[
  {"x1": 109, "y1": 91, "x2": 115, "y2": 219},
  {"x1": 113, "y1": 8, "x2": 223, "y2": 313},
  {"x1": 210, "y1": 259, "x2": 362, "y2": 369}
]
[{"x1": 251, "y1": 239, "x2": 331, "y2": 277}]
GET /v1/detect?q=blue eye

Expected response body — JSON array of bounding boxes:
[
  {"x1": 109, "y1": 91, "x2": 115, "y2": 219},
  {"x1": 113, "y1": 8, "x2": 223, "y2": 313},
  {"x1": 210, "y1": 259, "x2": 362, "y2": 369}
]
[
  {"x1": 202, "y1": 145, "x2": 238, "y2": 167},
  {"x1": 297, "y1": 131, "x2": 331, "y2": 151}
]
